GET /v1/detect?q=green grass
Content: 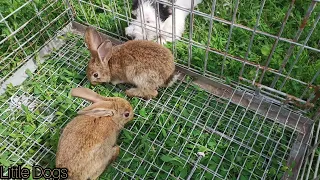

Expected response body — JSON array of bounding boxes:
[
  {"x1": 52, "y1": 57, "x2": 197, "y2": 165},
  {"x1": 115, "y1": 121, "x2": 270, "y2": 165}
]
[
  {"x1": 0, "y1": 0, "x2": 70, "y2": 81},
  {"x1": 0, "y1": 34, "x2": 300, "y2": 179},
  {"x1": 69, "y1": 0, "x2": 320, "y2": 100},
  {"x1": 0, "y1": 0, "x2": 319, "y2": 179}
]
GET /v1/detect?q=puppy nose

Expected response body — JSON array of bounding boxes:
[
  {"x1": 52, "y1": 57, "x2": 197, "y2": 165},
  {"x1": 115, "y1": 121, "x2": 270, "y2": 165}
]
[{"x1": 127, "y1": 35, "x2": 135, "y2": 40}]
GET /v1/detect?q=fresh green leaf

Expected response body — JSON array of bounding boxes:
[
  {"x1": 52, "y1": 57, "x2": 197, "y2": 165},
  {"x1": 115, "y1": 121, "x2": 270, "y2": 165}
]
[
  {"x1": 261, "y1": 45, "x2": 271, "y2": 56},
  {"x1": 25, "y1": 69, "x2": 33, "y2": 77},
  {"x1": 0, "y1": 157, "x2": 12, "y2": 166},
  {"x1": 139, "y1": 108, "x2": 147, "y2": 117},
  {"x1": 160, "y1": 155, "x2": 174, "y2": 162}
]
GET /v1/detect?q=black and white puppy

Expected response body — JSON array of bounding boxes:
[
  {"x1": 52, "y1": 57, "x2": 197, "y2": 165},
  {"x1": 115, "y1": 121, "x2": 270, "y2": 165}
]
[
  {"x1": 125, "y1": 0, "x2": 203, "y2": 44},
  {"x1": 131, "y1": 0, "x2": 174, "y2": 23}
]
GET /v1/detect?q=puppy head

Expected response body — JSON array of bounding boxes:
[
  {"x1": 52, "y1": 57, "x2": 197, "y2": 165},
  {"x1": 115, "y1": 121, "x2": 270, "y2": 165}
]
[{"x1": 125, "y1": 1, "x2": 162, "y2": 40}]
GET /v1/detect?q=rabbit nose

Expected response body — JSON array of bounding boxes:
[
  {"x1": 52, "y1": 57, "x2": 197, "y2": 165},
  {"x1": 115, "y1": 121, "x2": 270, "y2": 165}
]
[{"x1": 127, "y1": 35, "x2": 135, "y2": 40}]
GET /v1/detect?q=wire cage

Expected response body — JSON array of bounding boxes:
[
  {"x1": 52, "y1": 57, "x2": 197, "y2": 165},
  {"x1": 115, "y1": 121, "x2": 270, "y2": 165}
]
[{"x1": 0, "y1": 0, "x2": 319, "y2": 179}]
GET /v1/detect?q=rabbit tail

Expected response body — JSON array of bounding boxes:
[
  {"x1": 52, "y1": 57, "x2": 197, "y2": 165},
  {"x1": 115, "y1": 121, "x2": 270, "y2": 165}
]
[{"x1": 164, "y1": 72, "x2": 180, "y2": 87}]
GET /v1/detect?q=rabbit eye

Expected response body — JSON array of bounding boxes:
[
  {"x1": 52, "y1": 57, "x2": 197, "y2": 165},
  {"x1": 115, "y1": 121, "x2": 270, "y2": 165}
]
[
  {"x1": 146, "y1": 21, "x2": 150, "y2": 23},
  {"x1": 93, "y1": 73, "x2": 98, "y2": 78},
  {"x1": 124, "y1": 112, "x2": 130, "y2": 117}
]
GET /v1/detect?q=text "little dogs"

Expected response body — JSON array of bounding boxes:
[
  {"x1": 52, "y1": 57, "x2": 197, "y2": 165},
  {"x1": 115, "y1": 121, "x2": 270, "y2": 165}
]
[{"x1": 0, "y1": 165, "x2": 68, "y2": 179}]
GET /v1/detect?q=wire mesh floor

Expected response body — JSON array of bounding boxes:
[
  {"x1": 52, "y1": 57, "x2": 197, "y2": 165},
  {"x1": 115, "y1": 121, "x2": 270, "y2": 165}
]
[{"x1": 0, "y1": 32, "x2": 303, "y2": 179}]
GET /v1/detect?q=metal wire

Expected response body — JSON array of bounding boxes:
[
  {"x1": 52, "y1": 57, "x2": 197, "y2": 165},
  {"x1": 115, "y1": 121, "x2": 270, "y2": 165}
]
[
  {"x1": 0, "y1": 0, "x2": 319, "y2": 179},
  {"x1": 0, "y1": 1, "x2": 71, "y2": 83},
  {"x1": 67, "y1": 0, "x2": 320, "y2": 109},
  {"x1": 0, "y1": 30, "x2": 313, "y2": 179}
]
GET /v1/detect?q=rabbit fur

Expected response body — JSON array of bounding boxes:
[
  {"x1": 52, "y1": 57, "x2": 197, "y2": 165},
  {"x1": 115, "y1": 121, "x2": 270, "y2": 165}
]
[
  {"x1": 55, "y1": 87, "x2": 134, "y2": 180},
  {"x1": 84, "y1": 26, "x2": 179, "y2": 99}
]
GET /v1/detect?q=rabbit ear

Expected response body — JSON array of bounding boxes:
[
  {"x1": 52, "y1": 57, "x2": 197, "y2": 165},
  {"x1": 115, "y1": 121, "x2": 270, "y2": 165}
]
[
  {"x1": 71, "y1": 87, "x2": 123, "y2": 103},
  {"x1": 71, "y1": 87, "x2": 105, "y2": 103},
  {"x1": 77, "y1": 101, "x2": 115, "y2": 117},
  {"x1": 85, "y1": 27, "x2": 103, "y2": 56},
  {"x1": 97, "y1": 40, "x2": 113, "y2": 63}
]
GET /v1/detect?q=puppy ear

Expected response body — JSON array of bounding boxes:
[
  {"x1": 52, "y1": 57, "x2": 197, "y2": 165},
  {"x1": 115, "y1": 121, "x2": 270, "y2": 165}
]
[
  {"x1": 97, "y1": 40, "x2": 113, "y2": 63},
  {"x1": 132, "y1": 0, "x2": 139, "y2": 10},
  {"x1": 77, "y1": 101, "x2": 115, "y2": 117},
  {"x1": 85, "y1": 27, "x2": 103, "y2": 56}
]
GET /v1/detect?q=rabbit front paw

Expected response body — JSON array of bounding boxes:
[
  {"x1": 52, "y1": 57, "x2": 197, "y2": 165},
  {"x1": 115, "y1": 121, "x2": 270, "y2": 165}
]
[
  {"x1": 111, "y1": 80, "x2": 124, "y2": 85},
  {"x1": 110, "y1": 146, "x2": 120, "y2": 162}
]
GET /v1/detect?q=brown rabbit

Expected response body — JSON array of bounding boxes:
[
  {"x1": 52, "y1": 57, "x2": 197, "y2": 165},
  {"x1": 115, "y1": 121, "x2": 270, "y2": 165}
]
[
  {"x1": 84, "y1": 26, "x2": 179, "y2": 99},
  {"x1": 55, "y1": 87, "x2": 134, "y2": 180}
]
